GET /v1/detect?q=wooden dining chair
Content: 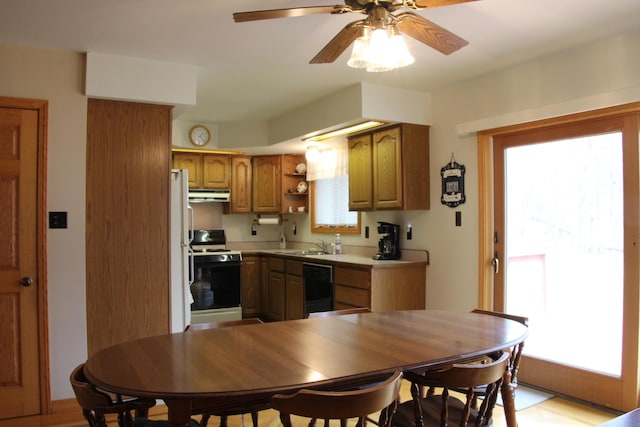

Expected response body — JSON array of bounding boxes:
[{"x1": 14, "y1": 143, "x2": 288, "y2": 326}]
[
  {"x1": 307, "y1": 307, "x2": 371, "y2": 318},
  {"x1": 184, "y1": 317, "x2": 268, "y2": 427},
  {"x1": 392, "y1": 352, "x2": 510, "y2": 427},
  {"x1": 70, "y1": 363, "x2": 156, "y2": 427},
  {"x1": 271, "y1": 371, "x2": 403, "y2": 427},
  {"x1": 468, "y1": 309, "x2": 529, "y2": 423},
  {"x1": 471, "y1": 309, "x2": 529, "y2": 387},
  {"x1": 421, "y1": 309, "x2": 528, "y2": 425}
]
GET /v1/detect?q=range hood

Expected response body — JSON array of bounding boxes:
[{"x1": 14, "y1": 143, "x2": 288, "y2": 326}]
[{"x1": 188, "y1": 189, "x2": 231, "y2": 203}]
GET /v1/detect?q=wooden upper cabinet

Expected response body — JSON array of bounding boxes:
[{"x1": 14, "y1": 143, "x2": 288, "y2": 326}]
[
  {"x1": 252, "y1": 155, "x2": 282, "y2": 213},
  {"x1": 373, "y1": 127, "x2": 403, "y2": 209},
  {"x1": 173, "y1": 153, "x2": 202, "y2": 188},
  {"x1": 172, "y1": 152, "x2": 231, "y2": 189},
  {"x1": 202, "y1": 154, "x2": 230, "y2": 189},
  {"x1": 348, "y1": 134, "x2": 373, "y2": 210},
  {"x1": 398, "y1": 124, "x2": 430, "y2": 210},
  {"x1": 348, "y1": 123, "x2": 430, "y2": 211},
  {"x1": 230, "y1": 156, "x2": 252, "y2": 213}
]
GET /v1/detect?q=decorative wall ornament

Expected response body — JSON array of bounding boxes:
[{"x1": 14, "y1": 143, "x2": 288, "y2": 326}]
[{"x1": 441, "y1": 153, "x2": 466, "y2": 208}]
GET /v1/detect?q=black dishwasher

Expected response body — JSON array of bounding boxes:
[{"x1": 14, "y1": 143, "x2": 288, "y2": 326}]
[{"x1": 302, "y1": 263, "x2": 334, "y2": 316}]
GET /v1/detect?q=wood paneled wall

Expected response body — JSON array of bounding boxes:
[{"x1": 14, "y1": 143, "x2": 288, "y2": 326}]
[{"x1": 86, "y1": 99, "x2": 172, "y2": 355}]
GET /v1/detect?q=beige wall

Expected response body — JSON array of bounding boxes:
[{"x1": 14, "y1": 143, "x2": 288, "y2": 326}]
[
  {"x1": 2, "y1": 27, "x2": 640, "y2": 401},
  {"x1": 426, "y1": 29, "x2": 640, "y2": 310},
  {"x1": 0, "y1": 44, "x2": 88, "y2": 400}
]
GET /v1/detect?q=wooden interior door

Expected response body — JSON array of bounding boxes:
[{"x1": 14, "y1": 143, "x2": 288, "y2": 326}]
[{"x1": 0, "y1": 99, "x2": 48, "y2": 418}]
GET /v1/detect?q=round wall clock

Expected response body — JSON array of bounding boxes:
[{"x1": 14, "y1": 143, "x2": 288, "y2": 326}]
[{"x1": 189, "y1": 125, "x2": 211, "y2": 147}]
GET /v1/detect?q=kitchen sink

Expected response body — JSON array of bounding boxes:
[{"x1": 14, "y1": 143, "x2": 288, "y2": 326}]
[
  {"x1": 275, "y1": 250, "x2": 332, "y2": 256},
  {"x1": 297, "y1": 251, "x2": 332, "y2": 255}
]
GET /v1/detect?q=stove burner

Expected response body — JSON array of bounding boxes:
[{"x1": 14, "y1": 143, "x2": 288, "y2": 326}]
[
  {"x1": 190, "y1": 229, "x2": 241, "y2": 261},
  {"x1": 192, "y1": 247, "x2": 230, "y2": 253}
]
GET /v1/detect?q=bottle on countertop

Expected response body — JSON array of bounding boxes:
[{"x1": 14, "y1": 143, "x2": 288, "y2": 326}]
[
  {"x1": 279, "y1": 231, "x2": 286, "y2": 249},
  {"x1": 334, "y1": 233, "x2": 342, "y2": 254}
]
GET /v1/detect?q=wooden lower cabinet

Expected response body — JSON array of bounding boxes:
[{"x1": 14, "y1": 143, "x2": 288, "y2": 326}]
[
  {"x1": 259, "y1": 256, "x2": 269, "y2": 318},
  {"x1": 334, "y1": 285, "x2": 369, "y2": 309},
  {"x1": 261, "y1": 257, "x2": 305, "y2": 321},
  {"x1": 269, "y1": 271, "x2": 285, "y2": 321},
  {"x1": 259, "y1": 255, "x2": 426, "y2": 321},
  {"x1": 334, "y1": 263, "x2": 426, "y2": 311},
  {"x1": 285, "y1": 260, "x2": 304, "y2": 320},
  {"x1": 267, "y1": 257, "x2": 286, "y2": 321},
  {"x1": 241, "y1": 255, "x2": 260, "y2": 317}
]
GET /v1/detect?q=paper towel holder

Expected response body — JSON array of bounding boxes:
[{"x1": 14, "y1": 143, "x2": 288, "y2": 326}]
[{"x1": 255, "y1": 214, "x2": 285, "y2": 225}]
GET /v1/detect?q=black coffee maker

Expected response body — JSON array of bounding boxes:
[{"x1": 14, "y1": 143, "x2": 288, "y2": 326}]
[{"x1": 373, "y1": 222, "x2": 401, "y2": 260}]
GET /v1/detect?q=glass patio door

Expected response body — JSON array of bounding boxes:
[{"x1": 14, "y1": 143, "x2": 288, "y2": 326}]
[{"x1": 491, "y1": 114, "x2": 639, "y2": 410}]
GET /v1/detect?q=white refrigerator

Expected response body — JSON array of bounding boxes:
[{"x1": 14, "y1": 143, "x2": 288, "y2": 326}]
[{"x1": 170, "y1": 169, "x2": 193, "y2": 333}]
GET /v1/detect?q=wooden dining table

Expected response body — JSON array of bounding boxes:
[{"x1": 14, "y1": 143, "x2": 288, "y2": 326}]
[{"x1": 84, "y1": 310, "x2": 528, "y2": 427}]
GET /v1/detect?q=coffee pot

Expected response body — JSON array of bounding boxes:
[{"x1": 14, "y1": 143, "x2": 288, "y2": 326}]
[{"x1": 373, "y1": 222, "x2": 401, "y2": 260}]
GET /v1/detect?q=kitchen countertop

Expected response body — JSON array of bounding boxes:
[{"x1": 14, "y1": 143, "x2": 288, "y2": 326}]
[{"x1": 243, "y1": 248, "x2": 428, "y2": 267}]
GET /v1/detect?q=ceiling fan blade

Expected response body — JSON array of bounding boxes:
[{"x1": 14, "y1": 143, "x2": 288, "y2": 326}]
[
  {"x1": 233, "y1": 6, "x2": 348, "y2": 23},
  {"x1": 310, "y1": 20, "x2": 363, "y2": 64},
  {"x1": 396, "y1": 12, "x2": 468, "y2": 55}
]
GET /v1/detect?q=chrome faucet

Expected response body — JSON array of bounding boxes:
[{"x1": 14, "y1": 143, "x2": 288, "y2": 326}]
[{"x1": 310, "y1": 240, "x2": 329, "y2": 253}]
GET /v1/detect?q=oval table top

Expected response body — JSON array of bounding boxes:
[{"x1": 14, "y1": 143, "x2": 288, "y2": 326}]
[{"x1": 85, "y1": 310, "x2": 528, "y2": 400}]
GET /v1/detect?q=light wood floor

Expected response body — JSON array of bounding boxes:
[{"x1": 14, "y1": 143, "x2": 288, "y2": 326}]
[{"x1": 0, "y1": 381, "x2": 621, "y2": 427}]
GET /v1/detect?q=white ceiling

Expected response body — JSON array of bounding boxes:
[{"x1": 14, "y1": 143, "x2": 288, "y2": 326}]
[{"x1": 1, "y1": 0, "x2": 639, "y2": 125}]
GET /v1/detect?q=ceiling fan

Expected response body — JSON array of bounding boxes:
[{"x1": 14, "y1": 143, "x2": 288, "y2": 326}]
[{"x1": 233, "y1": 0, "x2": 476, "y2": 65}]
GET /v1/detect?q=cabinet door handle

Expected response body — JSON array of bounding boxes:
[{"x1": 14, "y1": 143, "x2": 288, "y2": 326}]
[{"x1": 21, "y1": 277, "x2": 33, "y2": 287}]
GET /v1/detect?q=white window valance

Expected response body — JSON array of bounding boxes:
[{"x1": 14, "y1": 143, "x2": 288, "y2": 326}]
[{"x1": 306, "y1": 143, "x2": 348, "y2": 181}]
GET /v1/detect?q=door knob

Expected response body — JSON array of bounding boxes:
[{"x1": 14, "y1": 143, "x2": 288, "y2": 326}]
[{"x1": 20, "y1": 277, "x2": 33, "y2": 287}]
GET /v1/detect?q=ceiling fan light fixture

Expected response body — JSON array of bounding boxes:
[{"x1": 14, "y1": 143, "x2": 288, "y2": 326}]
[
  {"x1": 365, "y1": 27, "x2": 394, "y2": 72},
  {"x1": 347, "y1": 27, "x2": 371, "y2": 69},
  {"x1": 347, "y1": 22, "x2": 414, "y2": 72},
  {"x1": 387, "y1": 26, "x2": 415, "y2": 68}
]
